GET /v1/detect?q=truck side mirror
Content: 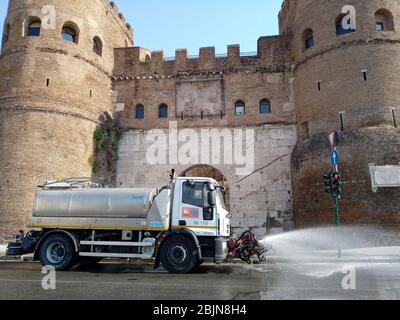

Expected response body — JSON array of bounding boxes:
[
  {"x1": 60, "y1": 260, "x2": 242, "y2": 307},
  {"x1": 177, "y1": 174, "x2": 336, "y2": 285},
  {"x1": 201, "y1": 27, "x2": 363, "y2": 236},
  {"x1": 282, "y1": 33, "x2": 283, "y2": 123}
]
[{"x1": 208, "y1": 190, "x2": 216, "y2": 207}]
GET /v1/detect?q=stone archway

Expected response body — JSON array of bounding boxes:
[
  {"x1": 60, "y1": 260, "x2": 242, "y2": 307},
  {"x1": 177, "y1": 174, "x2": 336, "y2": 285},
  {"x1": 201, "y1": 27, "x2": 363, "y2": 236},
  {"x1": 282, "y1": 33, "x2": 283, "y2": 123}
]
[{"x1": 181, "y1": 165, "x2": 230, "y2": 210}]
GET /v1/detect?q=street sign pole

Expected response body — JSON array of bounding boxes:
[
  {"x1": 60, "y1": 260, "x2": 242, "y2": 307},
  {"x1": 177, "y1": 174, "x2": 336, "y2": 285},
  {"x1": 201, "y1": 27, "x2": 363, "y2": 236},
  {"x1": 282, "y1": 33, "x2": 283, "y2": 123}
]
[
  {"x1": 334, "y1": 194, "x2": 342, "y2": 258},
  {"x1": 327, "y1": 130, "x2": 342, "y2": 258}
]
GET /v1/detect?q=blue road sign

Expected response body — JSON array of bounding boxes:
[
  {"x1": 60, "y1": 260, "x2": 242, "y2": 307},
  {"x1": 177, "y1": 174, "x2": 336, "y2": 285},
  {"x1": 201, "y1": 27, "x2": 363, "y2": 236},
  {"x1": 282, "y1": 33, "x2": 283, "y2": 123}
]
[{"x1": 330, "y1": 149, "x2": 340, "y2": 166}]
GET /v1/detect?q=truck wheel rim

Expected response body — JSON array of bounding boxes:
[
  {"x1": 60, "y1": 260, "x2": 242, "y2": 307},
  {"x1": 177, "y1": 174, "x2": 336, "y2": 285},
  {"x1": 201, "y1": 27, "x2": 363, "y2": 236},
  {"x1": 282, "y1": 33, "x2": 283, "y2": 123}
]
[
  {"x1": 167, "y1": 245, "x2": 188, "y2": 265},
  {"x1": 46, "y1": 242, "x2": 65, "y2": 264}
]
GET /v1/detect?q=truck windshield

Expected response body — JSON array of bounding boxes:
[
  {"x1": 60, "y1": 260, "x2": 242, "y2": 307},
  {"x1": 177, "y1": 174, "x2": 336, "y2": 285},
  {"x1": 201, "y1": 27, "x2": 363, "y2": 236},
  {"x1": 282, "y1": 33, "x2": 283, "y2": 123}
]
[{"x1": 216, "y1": 188, "x2": 227, "y2": 210}]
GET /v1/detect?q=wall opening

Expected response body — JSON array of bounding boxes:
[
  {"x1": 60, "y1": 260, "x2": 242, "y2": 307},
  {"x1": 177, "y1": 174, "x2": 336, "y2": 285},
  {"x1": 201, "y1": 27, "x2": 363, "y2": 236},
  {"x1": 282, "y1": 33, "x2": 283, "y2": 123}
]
[
  {"x1": 2, "y1": 23, "x2": 10, "y2": 45},
  {"x1": 260, "y1": 99, "x2": 271, "y2": 114},
  {"x1": 93, "y1": 36, "x2": 103, "y2": 56},
  {"x1": 159, "y1": 104, "x2": 168, "y2": 118},
  {"x1": 339, "y1": 112, "x2": 345, "y2": 131},
  {"x1": 316, "y1": 80, "x2": 321, "y2": 91},
  {"x1": 375, "y1": 9, "x2": 394, "y2": 31},
  {"x1": 135, "y1": 104, "x2": 144, "y2": 119},
  {"x1": 303, "y1": 28, "x2": 314, "y2": 50},
  {"x1": 62, "y1": 22, "x2": 79, "y2": 43},
  {"x1": 26, "y1": 18, "x2": 41, "y2": 37},
  {"x1": 235, "y1": 100, "x2": 245, "y2": 116},
  {"x1": 393, "y1": 109, "x2": 397, "y2": 128},
  {"x1": 181, "y1": 165, "x2": 230, "y2": 210},
  {"x1": 362, "y1": 70, "x2": 368, "y2": 81}
]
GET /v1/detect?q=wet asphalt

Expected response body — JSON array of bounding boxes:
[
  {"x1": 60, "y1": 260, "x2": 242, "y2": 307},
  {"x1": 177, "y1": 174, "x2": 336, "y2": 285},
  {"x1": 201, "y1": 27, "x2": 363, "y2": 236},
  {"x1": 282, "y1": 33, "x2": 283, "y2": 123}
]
[{"x1": 0, "y1": 258, "x2": 399, "y2": 300}]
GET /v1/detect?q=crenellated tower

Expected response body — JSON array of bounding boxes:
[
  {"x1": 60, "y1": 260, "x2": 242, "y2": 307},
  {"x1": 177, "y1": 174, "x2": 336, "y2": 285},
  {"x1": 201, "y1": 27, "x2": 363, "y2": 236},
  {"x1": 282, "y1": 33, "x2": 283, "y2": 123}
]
[
  {"x1": 0, "y1": 0, "x2": 133, "y2": 239},
  {"x1": 280, "y1": 0, "x2": 400, "y2": 228}
]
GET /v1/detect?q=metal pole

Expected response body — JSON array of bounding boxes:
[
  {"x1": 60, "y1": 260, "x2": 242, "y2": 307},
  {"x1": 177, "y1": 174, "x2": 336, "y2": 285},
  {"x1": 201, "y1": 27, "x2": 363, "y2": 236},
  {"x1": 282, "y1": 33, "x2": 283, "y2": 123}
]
[{"x1": 334, "y1": 195, "x2": 342, "y2": 258}]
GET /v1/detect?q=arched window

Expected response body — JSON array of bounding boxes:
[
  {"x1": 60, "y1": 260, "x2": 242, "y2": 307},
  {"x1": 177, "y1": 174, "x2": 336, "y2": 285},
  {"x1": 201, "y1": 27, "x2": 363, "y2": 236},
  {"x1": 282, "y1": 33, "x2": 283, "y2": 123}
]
[
  {"x1": 135, "y1": 104, "x2": 145, "y2": 119},
  {"x1": 235, "y1": 100, "x2": 245, "y2": 116},
  {"x1": 375, "y1": 9, "x2": 394, "y2": 31},
  {"x1": 159, "y1": 104, "x2": 168, "y2": 118},
  {"x1": 2, "y1": 23, "x2": 10, "y2": 44},
  {"x1": 260, "y1": 99, "x2": 271, "y2": 114},
  {"x1": 93, "y1": 37, "x2": 103, "y2": 56},
  {"x1": 303, "y1": 29, "x2": 314, "y2": 50},
  {"x1": 336, "y1": 14, "x2": 355, "y2": 35},
  {"x1": 62, "y1": 22, "x2": 79, "y2": 43},
  {"x1": 27, "y1": 20, "x2": 41, "y2": 37}
]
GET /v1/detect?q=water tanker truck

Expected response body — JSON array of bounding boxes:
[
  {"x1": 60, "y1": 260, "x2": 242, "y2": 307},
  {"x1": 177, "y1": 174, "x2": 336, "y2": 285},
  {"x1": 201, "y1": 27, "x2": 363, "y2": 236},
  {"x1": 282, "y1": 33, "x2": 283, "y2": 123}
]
[{"x1": 7, "y1": 173, "x2": 231, "y2": 273}]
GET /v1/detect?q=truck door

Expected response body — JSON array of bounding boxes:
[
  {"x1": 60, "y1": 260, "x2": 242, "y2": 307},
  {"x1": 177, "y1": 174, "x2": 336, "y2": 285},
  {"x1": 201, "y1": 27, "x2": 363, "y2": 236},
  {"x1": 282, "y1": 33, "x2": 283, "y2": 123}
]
[{"x1": 173, "y1": 180, "x2": 217, "y2": 236}]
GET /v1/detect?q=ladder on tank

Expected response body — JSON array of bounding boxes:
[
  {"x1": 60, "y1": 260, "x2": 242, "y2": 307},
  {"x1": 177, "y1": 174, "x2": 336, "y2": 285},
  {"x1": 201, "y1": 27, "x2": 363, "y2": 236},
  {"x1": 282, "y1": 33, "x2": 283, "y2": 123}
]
[{"x1": 38, "y1": 177, "x2": 107, "y2": 190}]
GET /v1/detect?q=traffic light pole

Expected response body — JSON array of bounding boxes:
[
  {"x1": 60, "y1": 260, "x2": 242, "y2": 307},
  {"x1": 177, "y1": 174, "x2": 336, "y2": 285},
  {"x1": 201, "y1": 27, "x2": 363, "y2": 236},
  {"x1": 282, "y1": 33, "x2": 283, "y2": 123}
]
[
  {"x1": 327, "y1": 130, "x2": 342, "y2": 259},
  {"x1": 333, "y1": 195, "x2": 342, "y2": 258}
]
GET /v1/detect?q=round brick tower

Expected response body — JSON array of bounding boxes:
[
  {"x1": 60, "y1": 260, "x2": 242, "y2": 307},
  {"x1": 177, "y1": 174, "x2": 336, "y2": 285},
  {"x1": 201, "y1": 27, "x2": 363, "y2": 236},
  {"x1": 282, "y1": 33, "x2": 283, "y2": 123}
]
[
  {"x1": 279, "y1": 0, "x2": 400, "y2": 228},
  {"x1": 0, "y1": 0, "x2": 133, "y2": 239}
]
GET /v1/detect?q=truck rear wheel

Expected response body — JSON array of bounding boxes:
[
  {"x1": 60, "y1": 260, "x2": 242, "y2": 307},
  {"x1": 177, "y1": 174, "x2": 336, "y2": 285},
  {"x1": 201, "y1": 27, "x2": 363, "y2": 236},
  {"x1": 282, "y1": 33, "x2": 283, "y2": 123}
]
[
  {"x1": 160, "y1": 235, "x2": 198, "y2": 274},
  {"x1": 38, "y1": 234, "x2": 75, "y2": 271}
]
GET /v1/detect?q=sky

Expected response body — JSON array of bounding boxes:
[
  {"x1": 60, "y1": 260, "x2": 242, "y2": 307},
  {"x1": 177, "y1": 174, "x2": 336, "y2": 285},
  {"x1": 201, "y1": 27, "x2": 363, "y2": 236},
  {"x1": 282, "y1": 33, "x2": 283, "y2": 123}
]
[{"x1": 0, "y1": 0, "x2": 283, "y2": 57}]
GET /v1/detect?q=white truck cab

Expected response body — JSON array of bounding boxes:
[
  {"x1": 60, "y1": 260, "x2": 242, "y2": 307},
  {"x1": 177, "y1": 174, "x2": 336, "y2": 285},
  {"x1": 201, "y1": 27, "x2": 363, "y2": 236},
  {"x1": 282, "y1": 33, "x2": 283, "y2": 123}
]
[{"x1": 172, "y1": 177, "x2": 230, "y2": 238}]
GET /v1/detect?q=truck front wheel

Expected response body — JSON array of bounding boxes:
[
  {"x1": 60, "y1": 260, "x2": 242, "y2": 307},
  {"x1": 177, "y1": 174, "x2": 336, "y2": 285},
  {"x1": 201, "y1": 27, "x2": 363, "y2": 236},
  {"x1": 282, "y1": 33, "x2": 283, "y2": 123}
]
[
  {"x1": 160, "y1": 235, "x2": 198, "y2": 274},
  {"x1": 38, "y1": 234, "x2": 75, "y2": 271}
]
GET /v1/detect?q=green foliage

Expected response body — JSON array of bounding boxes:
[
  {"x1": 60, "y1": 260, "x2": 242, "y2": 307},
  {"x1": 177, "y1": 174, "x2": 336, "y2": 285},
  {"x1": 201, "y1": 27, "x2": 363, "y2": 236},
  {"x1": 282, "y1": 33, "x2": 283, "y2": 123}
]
[{"x1": 90, "y1": 112, "x2": 122, "y2": 174}]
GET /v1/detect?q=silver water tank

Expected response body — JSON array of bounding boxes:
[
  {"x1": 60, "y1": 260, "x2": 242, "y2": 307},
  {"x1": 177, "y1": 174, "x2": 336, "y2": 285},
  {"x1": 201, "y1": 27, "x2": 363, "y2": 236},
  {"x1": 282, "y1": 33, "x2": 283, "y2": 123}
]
[{"x1": 33, "y1": 188, "x2": 158, "y2": 219}]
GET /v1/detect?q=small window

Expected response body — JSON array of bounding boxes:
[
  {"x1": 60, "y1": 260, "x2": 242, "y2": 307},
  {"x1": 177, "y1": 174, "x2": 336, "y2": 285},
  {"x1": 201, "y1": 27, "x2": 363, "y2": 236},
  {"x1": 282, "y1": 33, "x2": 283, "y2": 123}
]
[
  {"x1": 2, "y1": 23, "x2": 10, "y2": 44},
  {"x1": 182, "y1": 181, "x2": 204, "y2": 208},
  {"x1": 392, "y1": 109, "x2": 397, "y2": 128},
  {"x1": 362, "y1": 70, "x2": 368, "y2": 81},
  {"x1": 339, "y1": 112, "x2": 345, "y2": 131},
  {"x1": 316, "y1": 80, "x2": 321, "y2": 91},
  {"x1": 135, "y1": 104, "x2": 144, "y2": 119},
  {"x1": 336, "y1": 14, "x2": 355, "y2": 35},
  {"x1": 260, "y1": 99, "x2": 271, "y2": 114},
  {"x1": 93, "y1": 37, "x2": 103, "y2": 56},
  {"x1": 28, "y1": 20, "x2": 41, "y2": 37},
  {"x1": 303, "y1": 29, "x2": 314, "y2": 50},
  {"x1": 159, "y1": 104, "x2": 168, "y2": 118},
  {"x1": 62, "y1": 22, "x2": 79, "y2": 43},
  {"x1": 375, "y1": 9, "x2": 394, "y2": 31},
  {"x1": 235, "y1": 100, "x2": 245, "y2": 116}
]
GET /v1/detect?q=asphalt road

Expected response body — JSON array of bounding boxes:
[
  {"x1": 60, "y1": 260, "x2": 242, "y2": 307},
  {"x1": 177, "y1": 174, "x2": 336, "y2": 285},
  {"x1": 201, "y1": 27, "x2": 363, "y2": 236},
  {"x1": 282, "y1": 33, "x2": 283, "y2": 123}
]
[{"x1": 0, "y1": 258, "x2": 399, "y2": 300}]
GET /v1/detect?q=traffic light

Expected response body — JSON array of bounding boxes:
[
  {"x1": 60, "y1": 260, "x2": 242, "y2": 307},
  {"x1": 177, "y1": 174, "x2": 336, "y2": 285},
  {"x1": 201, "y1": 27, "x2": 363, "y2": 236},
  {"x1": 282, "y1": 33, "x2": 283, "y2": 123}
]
[
  {"x1": 332, "y1": 171, "x2": 343, "y2": 198},
  {"x1": 323, "y1": 171, "x2": 333, "y2": 194}
]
